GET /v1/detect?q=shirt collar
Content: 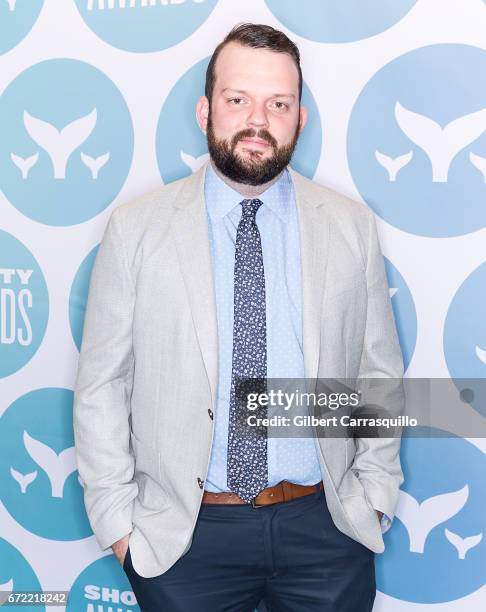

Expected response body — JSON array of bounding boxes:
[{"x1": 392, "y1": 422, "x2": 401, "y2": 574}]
[{"x1": 204, "y1": 159, "x2": 292, "y2": 222}]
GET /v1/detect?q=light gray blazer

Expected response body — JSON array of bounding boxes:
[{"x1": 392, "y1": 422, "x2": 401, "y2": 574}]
[{"x1": 73, "y1": 159, "x2": 405, "y2": 578}]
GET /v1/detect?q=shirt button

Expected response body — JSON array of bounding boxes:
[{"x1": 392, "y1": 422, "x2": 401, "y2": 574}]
[
  {"x1": 208, "y1": 408, "x2": 214, "y2": 420},
  {"x1": 197, "y1": 477, "x2": 204, "y2": 489}
]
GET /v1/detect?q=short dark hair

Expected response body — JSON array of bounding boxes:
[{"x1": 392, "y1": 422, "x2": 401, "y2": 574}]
[{"x1": 205, "y1": 23, "x2": 303, "y2": 105}]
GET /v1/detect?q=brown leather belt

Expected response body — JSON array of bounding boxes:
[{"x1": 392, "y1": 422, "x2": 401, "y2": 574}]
[{"x1": 202, "y1": 479, "x2": 324, "y2": 508}]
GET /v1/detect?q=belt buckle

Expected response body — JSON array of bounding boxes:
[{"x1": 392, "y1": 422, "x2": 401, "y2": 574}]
[{"x1": 250, "y1": 497, "x2": 264, "y2": 508}]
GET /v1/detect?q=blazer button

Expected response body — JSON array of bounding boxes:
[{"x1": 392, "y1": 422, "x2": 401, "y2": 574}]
[
  {"x1": 197, "y1": 477, "x2": 204, "y2": 489},
  {"x1": 208, "y1": 408, "x2": 214, "y2": 420}
]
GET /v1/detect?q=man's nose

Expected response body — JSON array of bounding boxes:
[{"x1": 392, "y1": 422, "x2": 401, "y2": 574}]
[{"x1": 246, "y1": 102, "x2": 270, "y2": 129}]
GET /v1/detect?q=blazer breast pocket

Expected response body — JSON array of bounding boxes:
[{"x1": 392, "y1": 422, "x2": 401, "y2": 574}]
[
  {"x1": 324, "y1": 271, "x2": 365, "y2": 301},
  {"x1": 322, "y1": 272, "x2": 367, "y2": 327}
]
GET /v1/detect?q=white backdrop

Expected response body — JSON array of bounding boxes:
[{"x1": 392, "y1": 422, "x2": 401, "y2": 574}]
[{"x1": 1, "y1": 1, "x2": 485, "y2": 610}]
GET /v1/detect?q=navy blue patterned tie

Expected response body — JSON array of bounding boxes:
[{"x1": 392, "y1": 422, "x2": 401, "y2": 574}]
[{"x1": 227, "y1": 198, "x2": 268, "y2": 502}]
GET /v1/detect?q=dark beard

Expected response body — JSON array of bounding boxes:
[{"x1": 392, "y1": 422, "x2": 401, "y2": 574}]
[{"x1": 206, "y1": 108, "x2": 300, "y2": 186}]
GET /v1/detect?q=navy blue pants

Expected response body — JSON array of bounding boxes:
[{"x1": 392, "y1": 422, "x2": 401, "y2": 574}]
[{"x1": 123, "y1": 485, "x2": 376, "y2": 611}]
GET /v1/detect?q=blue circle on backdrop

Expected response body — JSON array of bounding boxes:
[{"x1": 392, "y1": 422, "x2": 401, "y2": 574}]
[
  {"x1": 377, "y1": 428, "x2": 486, "y2": 603},
  {"x1": 69, "y1": 246, "x2": 99, "y2": 352},
  {"x1": 444, "y1": 261, "x2": 486, "y2": 418},
  {"x1": 348, "y1": 45, "x2": 486, "y2": 237},
  {"x1": 74, "y1": 0, "x2": 218, "y2": 53},
  {"x1": 0, "y1": 231, "x2": 48, "y2": 378},
  {"x1": 68, "y1": 555, "x2": 139, "y2": 611},
  {"x1": 0, "y1": 538, "x2": 44, "y2": 611},
  {"x1": 0, "y1": 388, "x2": 92, "y2": 541},
  {"x1": 0, "y1": 0, "x2": 44, "y2": 55},
  {"x1": 265, "y1": 0, "x2": 417, "y2": 43},
  {"x1": 384, "y1": 257, "x2": 416, "y2": 373},
  {"x1": 156, "y1": 57, "x2": 322, "y2": 184},
  {"x1": 0, "y1": 59, "x2": 133, "y2": 226}
]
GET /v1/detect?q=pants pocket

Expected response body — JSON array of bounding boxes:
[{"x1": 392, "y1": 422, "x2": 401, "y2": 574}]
[{"x1": 123, "y1": 544, "x2": 131, "y2": 572}]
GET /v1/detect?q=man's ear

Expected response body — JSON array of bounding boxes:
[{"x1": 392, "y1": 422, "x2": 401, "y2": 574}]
[
  {"x1": 196, "y1": 95, "x2": 210, "y2": 134},
  {"x1": 298, "y1": 104, "x2": 308, "y2": 133}
]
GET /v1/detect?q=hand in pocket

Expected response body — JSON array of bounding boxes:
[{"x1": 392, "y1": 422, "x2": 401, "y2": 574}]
[{"x1": 112, "y1": 533, "x2": 130, "y2": 566}]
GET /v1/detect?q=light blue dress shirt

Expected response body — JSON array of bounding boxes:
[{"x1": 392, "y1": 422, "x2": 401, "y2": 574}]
[
  {"x1": 203, "y1": 160, "x2": 322, "y2": 492},
  {"x1": 202, "y1": 160, "x2": 390, "y2": 533}
]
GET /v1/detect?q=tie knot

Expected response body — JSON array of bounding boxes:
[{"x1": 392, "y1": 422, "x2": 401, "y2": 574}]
[{"x1": 240, "y1": 198, "x2": 263, "y2": 219}]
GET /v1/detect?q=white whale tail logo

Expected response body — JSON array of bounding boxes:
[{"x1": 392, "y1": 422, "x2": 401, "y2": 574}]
[
  {"x1": 394, "y1": 102, "x2": 486, "y2": 182},
  {"x1": 395, "y1": 485, "x2": 469, "y2": 553},
  {"x1": 23, "y1": 108, "x2": 97, "y2": 179},
  {"x1": 23, "y1": 431, "x2": 77, "y2": 498},
  {"x1": 10, "y1": 467, "x2": 38, "y2": 493},
  {"x1": 6, "y1": 0, "x2": 17, "y2": 11},
  {"x1": 476, "y1": 345, "x2": 486, "y2": 365},
  {"x1": 0, "y1": 579, "x2": 14, "y2": 606},
  {"x1": 469, "y1": 152, "x2": 486, "y2": 182},
  {"x1": 389, "y1": 287, "x2": 398, "y2": 299},
  {"x1": 180, "y1": 151, "x2": 209, "y2": 173},
  {"x1": 80, "y1": 151, "x2": 110, "y2": 179},
  {"x1": 375, "y1": 150, "x2": 413, "y2": 181},
  {"x1": 11, "y1": 152, "x2": 39, "y2": 179},
  {"x1": 445, "y1": 528, "x2": 483, "y2": 559}
]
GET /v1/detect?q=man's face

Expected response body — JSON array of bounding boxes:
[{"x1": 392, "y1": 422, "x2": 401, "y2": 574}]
[{"x1": 201, "y1": 42, "x2": 307, "y2": 185}]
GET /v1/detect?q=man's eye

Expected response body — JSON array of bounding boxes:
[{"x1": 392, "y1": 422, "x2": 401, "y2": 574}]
[
  {"x1": 273, "y1": 101, "x2": 288, "y2": 110},
  {"x1": 229, "y1": 98, "x2": 242, "y2": 105}
]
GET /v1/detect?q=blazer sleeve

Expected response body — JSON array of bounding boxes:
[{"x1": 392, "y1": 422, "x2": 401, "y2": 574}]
[
  {"x1": 73, "y1": 206, "x2": 138, "y2": 551},
  {"x1": 353, "y1": 208, "x2": 406, "y2": 524}
]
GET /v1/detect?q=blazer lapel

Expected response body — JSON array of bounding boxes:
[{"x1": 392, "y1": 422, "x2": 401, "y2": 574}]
[
  {"x1": 288, "y1": 166, "x2": 330, "y2": 389},
  {"x1": 171, "y1": 161, "x2": 219, "y2": 406}
]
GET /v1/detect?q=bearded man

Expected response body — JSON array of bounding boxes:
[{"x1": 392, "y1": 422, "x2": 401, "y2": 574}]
[{"x1": 74, "y1": 22, "x2": 404, "y2": 612}]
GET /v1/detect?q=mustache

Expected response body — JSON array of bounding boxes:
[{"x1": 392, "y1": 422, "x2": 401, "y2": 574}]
[{"x1": 231, "y1": 129, "x2": 277, "y2": 150}]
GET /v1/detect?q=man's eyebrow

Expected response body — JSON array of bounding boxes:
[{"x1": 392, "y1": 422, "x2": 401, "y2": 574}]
[{"x1": 221, "y1": 88, "x2": 295, "y2": 100}]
